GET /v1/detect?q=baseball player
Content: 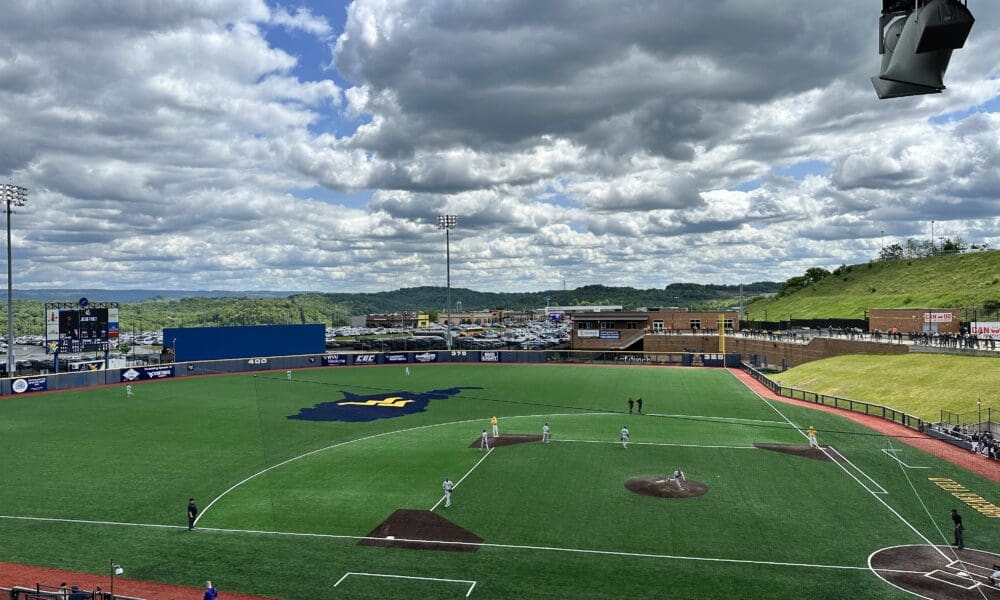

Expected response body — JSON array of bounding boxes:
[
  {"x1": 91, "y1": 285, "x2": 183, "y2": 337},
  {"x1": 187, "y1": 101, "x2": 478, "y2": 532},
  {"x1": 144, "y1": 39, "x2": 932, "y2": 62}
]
[
  {"x1": 627, "y1": 398, "x2": 634, "y2": 413},
  {"x1": 491, "y1": 416, "x2": 499, "y2": 438},
  {"x1": 405, "y1": 366, "x2": 411, "y2": 376},
  {"x1": 672, "y1": 467, "x2": 685, "y2": 489},
  {"x1": 286, "y1": 370, "x2": 292, "y2": 380},
  {"x1": 806, "y1": 426, "x2": 819, "y2": 448},
  {"x1": 620, "y1": 425, "x2": 630, "y2": 449},
  {"x1": 637, "y1": 397, "x2": 643, "y2": 414},
  {"x1": 126, "y1": 384, "x2": 133, "y2": 398},
  {"x1": 480, "y1": 429, "x2": 490, "y2": 451},
  {"x1": 542, "y1": 422, "x2": 551, "y2": 443},
  {"x1": 442, "y1": 477, "x2": 453, "y2": 508}
]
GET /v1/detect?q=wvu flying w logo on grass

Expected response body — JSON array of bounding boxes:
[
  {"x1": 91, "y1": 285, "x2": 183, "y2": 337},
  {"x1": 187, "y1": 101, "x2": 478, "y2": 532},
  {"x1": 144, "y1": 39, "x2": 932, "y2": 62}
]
[{"x1": 287, "y1": 387, "x2": 483, "y2": 423}]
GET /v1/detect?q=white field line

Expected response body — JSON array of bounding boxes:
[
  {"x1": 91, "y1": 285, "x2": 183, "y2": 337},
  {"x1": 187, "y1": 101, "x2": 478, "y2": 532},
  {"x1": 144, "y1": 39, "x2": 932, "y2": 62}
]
[
  {"x1": 881, "y1": 448, "x2": 930, "y2": 469},
  {"x1": 334, "y1": 572, "x2": 477, "y2": 597},
  {"x1": 827, "y1": 447, "x2": 888, "y2": 495},
  {"x1": 555, "y1": 439, "x2": 758, "y2": 450},
  {"x1": 0, "y1": 512, "x2": 934, "y2": 576},
  {"x1": 431, "y1": 448, "x2": 494, "y2": 511},
  {"x1": 195, "y1": 411, "x2": 614, "y2": 525},
  {"x1": 731, "y1": 371, "x2": 950, "y2": 561},
  {"x1": 644, "y1": 412, "x2": 791, "y2": 426}
]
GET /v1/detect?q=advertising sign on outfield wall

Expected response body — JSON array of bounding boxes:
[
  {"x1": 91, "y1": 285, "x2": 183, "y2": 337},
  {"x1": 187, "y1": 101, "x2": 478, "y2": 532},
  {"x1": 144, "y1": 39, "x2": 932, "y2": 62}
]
[
  {"x1": 12, "y1": 376, "x2": 48, "y2": 394},
  {"x1": 971, "y1": 322, "x2": 1000, "y2": 339},
  {"x1": 385, "y1": 353, "x2": 409, "y2": 363},
  {"x1": 414, "y1": 352, "x2": 438, "y2": 363},
  {"x1": 480, "y1": 351, "x2": 501, "y2": 363},
  {"x1": 120, "y1": 366, "x2": 175, "y2": 382},
  {"x1": 322, "y1": 354, "x2": 349, "y2": 366}
]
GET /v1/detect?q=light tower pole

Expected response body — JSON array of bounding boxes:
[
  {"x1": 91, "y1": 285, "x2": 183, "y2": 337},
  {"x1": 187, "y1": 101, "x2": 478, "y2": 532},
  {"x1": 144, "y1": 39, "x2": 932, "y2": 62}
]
[
  {"x1": 1, "y1": 184, "x2": 27, "y2": 377},
  {"x1": 437, "y1": 214, "x2": 458, "y2": 350}
]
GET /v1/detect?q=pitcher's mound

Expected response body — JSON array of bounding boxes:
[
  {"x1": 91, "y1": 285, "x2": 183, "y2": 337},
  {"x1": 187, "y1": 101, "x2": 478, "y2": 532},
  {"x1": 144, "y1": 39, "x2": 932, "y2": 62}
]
[
  {"x1": 754, "y1": 443, "x2": 845, "y2": 462},
  {"x1": 625, "y1": 476, "x2": 708, "y2": 498},
  {"x1": 359, "y1": 509, "x2": 483, "y2": 553},
  {"x1": 468, "y1": 434, "x2": 542, "y2": 448}
]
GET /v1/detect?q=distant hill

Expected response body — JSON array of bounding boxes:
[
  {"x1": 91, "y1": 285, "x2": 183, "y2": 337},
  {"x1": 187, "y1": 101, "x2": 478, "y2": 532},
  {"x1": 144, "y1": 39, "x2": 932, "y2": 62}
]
[{"x1": 745, "y1": 250, "x2": 1000, "y2": 320}]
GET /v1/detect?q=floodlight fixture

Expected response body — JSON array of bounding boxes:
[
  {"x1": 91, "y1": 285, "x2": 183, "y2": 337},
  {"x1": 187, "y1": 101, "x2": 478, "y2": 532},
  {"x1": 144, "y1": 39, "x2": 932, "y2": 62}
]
[
  {"x1": 873, "y1": 0, "x2": 974, "y2": 99},
  {"x1": 1, "y1": 183, "x2": 28, "y2": 378},
  {"x1": 437, "y1": 214, "x2": 458, "y2": 350}
]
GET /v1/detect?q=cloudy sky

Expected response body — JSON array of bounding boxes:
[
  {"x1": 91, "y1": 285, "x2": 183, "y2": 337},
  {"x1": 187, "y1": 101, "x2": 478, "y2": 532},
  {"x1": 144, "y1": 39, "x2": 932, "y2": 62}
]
[{"x1": 1, "y1": 0, "x2": 998, "y2": 293}]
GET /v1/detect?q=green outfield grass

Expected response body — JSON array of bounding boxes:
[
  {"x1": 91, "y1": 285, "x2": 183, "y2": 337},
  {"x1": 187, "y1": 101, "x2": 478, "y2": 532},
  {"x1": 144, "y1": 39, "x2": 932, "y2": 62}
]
[
  {"x1": 1, "y1": 364, "x2": 998, "y2": 599},
  {"x1": 772, "y1": 354, "x2": 1000, "y2": 421}
]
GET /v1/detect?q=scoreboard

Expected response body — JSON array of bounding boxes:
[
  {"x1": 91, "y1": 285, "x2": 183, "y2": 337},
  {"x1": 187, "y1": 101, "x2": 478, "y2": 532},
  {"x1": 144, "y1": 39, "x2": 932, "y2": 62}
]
[{"x1": 45, "y1": 301, "x2": 119, "y2": 353}]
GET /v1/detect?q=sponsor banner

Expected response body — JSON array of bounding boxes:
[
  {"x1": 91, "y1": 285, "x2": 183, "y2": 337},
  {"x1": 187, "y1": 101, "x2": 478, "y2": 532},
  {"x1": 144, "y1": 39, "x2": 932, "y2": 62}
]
[
  {"x1": 322, "y1": 354, "x2": 349, "y2": 366},
  {"x1": 46, "y1": 309, "x2": 60, "y2": 337},
  {"x1": 577, "y1": 329, "x2": 600, "y2": 338},
  {"x1": 385, "y1": 353, "x2": 409, "y2": 363},
  {"x1": 923, "y1": 312, "x2": 954, "y2": 323},
  {"x1": 120, "y1": 365, "x2": 175, "y2": 382},
  {"x1": 353, "y1": 354, "x2": 379, "y2": 365},
  {"x1": 599, "y1": 330, "x2": 621, "y2": 340},
  {"x1": 971, "y1": 322, "x2": 1000, "y2": 339},
  {"x1": 413, "y1": 352, "x2": 438, "y2": 363},
  {"x1": 12, "y1": 376, "x2": 48, "y2": 394},
  {"x1": 480, "y1": 351, "x2": 501, "y2": 363}
]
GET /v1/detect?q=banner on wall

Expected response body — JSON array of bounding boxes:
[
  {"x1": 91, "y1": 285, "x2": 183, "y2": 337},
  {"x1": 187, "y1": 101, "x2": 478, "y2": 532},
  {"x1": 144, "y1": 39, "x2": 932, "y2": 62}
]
[
  {"x1": 322, "y1": 354, "x2": 349, "y2": 366},
  {"x1": 12, "y1": 376, "x2": 48, "y2": 394},
  {"x1": 120, "y1": 366, "x2": 175, "y2": 382},
  {"x1": 971, "y1": 322, "x2": 1000, "y2": 339}
]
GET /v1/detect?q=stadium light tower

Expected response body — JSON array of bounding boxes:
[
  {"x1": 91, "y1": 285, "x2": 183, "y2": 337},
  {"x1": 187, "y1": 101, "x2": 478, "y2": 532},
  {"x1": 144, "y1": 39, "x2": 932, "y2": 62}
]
[
  {"x1": 1, "y1": 183, "x2": 27, "y2": 377},
  {"x1": 437, "y1": 214, "x2": 458, "y2": 350}
]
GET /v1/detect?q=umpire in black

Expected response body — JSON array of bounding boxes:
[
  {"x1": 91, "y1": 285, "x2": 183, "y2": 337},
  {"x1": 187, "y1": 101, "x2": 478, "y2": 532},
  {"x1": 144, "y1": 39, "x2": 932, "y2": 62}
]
[{"x1": 188, "y1": 497, "x2": 198, "y2": 531}]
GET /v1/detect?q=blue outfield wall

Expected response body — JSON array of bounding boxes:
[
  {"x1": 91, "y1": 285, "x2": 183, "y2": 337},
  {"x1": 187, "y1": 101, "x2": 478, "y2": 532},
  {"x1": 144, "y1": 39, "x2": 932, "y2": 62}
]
[{"x1": 163, "y1": 324, "x2": 326, "y2": 362}]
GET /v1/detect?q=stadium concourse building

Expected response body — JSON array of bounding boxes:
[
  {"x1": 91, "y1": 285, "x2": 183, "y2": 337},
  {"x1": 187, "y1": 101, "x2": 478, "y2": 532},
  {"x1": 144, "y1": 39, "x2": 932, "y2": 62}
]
[{"x1": 572, "y1": 309, "x2": 740, "y2": 351}]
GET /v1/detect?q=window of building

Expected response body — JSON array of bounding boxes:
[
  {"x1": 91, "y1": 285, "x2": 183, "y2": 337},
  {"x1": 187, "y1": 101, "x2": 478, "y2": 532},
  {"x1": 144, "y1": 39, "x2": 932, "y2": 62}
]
[
  {"x1": 653, "y1": 320, "x2": 664, "y2": 331},
  {"x1": 723, "y1": 319, "x2": 733, "y2": 329},
  {"x1": 689, "y1": 319, "x2": 701, "y2": 330}
]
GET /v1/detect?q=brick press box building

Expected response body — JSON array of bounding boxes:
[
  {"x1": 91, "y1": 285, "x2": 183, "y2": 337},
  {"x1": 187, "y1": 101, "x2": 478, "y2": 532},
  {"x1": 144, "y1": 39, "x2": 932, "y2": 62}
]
[{"x1": 571, "y1": 309, "x2": 740, "y2": 350}]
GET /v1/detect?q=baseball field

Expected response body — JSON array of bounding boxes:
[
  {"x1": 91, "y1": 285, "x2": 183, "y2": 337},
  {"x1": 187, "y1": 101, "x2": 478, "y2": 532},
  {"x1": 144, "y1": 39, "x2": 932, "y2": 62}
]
[{"x1": 1, "y1": 363, "x2": 998, "y2": 599}]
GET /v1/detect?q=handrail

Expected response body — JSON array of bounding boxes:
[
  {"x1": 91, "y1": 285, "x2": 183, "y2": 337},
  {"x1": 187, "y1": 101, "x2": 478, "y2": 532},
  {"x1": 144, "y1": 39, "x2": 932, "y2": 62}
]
[{"x1": 741, "y1": 362, "x2": 925, "y2": 431}]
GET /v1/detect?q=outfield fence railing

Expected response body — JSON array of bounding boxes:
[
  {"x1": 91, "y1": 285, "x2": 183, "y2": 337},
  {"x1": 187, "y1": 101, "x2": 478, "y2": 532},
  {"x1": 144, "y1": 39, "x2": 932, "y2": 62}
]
[
  {"x1": 741, "y1": 362, "x2": 926, "y2": 432},
  {"x1": 0, "y1": 350, "x2": 742, "y2": 397},
  {"x1": 940, "y1": 407, "x2": 999, "y2": 435}
]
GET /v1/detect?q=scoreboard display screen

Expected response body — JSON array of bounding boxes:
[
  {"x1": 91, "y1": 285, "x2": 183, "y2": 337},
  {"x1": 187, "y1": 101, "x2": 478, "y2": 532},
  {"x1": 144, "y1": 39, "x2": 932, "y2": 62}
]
[{"x1": 46, "y1": 306, "x2": 119, "y2": 353}]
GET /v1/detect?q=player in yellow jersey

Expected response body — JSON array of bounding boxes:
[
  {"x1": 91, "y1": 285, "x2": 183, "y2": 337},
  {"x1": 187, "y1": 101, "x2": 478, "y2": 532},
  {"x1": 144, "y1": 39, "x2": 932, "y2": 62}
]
[
  {"x1": 491, "y1": 416, "x2": 499, "y2": 438},
  {"x1": 806, "y1": 426, "x2": 819, "y2": 448}
]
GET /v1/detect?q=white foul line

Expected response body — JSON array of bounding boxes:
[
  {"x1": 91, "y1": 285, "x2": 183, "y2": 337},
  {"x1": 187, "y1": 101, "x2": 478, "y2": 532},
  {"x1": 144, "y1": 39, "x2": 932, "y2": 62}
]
[
  {"x1": 334, "y1": 572, "x2": 477, "y2": 597},
  {"x1": 431, "y1": 448, "x2": 494, "y2": 511},
  {"x1": 730, "y1": 371, "x2": 950, "y2": 561},
  {"x1": 881, "y1": 448, "x2": 930, "y2": 469},
  {"x1": 645, "y1": 412, "x2": 791, "y2": 426},
  {"x1": 826, "y1": 446, "x2": 888, "y2": 495},
  {"x1": 0, "y1": 512, "x2": 931, "y2": 576}
]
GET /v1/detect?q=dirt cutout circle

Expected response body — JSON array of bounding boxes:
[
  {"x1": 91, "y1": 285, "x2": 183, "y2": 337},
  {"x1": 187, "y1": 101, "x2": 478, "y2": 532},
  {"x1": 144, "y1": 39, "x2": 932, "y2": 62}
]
[
  {"x1": 625, "y1": 476, "x2": 708, "y2": 499},
  {"x1": 869, "y1": 545, "x2": 1000, "y2": 600}
]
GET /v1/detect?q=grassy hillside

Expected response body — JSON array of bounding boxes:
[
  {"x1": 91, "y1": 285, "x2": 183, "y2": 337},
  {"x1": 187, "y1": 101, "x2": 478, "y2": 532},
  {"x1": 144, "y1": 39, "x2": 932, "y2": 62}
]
[
  {"x1": 772, "y1": 354, "x2": 1000, "y2": 421},
  {"x1": 745, "y1": 250, "x2": 1000, "y2": 320}
]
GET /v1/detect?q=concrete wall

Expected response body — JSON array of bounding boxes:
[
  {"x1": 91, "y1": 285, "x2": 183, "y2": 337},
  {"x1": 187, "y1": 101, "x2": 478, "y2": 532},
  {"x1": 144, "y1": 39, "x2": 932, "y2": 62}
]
[{"x1": 643, "y1": 334, "x2": 909, "y2": 368}]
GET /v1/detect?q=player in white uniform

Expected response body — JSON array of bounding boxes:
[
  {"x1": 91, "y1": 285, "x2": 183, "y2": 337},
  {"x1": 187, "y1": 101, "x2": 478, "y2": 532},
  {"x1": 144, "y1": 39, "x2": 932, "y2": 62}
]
[
  {"x1": 620, "y1": 426, "x2": 630, "y2": 448},
  {"x1": 126, "y1": 384, "x2": 133, "y2": 398},
  {"x1": 405, "y1": 366, "x2": 411, "y2": 376},
  {"x1": 542, "y1": 423, "x2": 551, "y2": 443},
  {"x1": 480, "y1": 429, "x2": 490, "y2": 450},
  {"x1": 672, "y1": 467, "x2": 685, "y2": 489},
  {"x1": 442, "y1": 477, "x2": 453, "y2": 508},
  {"x1": 286, "y1": 370, "x2": 292, "y2": 380}
]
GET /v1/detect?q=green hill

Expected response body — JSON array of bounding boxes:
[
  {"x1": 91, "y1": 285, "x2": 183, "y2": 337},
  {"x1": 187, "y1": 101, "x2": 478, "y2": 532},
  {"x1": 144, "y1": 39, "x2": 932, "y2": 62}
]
[
  {"x1": 772, "y1": 354, "x2": 1000, "y2": 421},
  {"x1": 746, "y1": 250, "x2": 1000, "y2": 320}
]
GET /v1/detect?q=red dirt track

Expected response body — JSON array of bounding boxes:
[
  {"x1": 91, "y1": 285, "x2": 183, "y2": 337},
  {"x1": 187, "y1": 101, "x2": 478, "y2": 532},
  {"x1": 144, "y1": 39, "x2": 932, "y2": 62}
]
[
  {"x1": 729, "y1": 368, "x2": 1000, "y2": 484},
  {"x1": 0, "y1": 562, "x2": 275, "y2": 600}
]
